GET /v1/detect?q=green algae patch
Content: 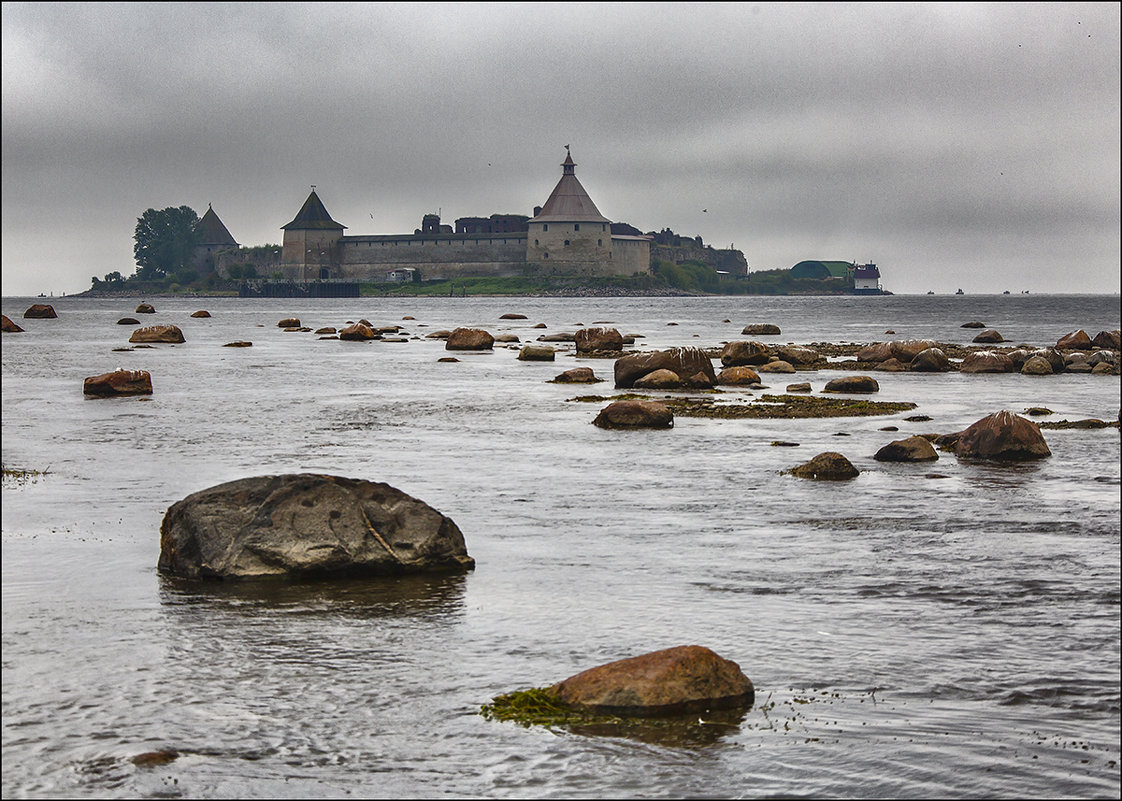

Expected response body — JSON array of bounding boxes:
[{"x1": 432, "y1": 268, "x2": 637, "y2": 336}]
[
  {"x1": 568, "y1": 393, "x2": 916, "y2": 419},
  {"x1": 480, "y1": 687, "x2": 603, "y2": 727},
  {"x1": 479, "y1": 687, "x2": 751, "y2": 746},
  {"x1": 664, "y1": 394, "x2": 917, "y2": 420},
  {"x1": 1038, "y1": 418, "x2": 1119, "y2": 430}
]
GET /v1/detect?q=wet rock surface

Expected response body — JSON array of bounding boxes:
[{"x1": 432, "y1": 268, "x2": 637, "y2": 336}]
[{"x1": 158, "y1": 474, "x2": 475, "y2": 579}]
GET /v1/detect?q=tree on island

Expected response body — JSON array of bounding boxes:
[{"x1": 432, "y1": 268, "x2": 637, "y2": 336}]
[{"x1": 133, "y1": 206, "x2": 199, "y2": 280}]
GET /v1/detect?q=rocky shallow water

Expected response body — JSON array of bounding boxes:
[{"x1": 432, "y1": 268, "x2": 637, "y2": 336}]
[{"x1": 2, "y1": 293, "x2": 1119, "y2": 798}]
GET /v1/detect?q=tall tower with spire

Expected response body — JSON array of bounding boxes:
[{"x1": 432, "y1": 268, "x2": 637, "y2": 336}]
[
  {"x1": 526, "y1": 148, "x2": 614, "y2": 274},
  {"x1": 281, "y1": 188, "x2": 346, "y2": 279}
]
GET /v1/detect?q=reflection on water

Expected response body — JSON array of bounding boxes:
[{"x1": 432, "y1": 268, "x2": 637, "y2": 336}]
[{"x1": 158, "y1": 572, "x2": 468, "y2": 621}]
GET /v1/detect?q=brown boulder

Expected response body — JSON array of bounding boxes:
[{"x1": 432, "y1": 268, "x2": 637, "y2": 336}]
[
  {"x1": 551, "y1": 367, "x2": 602, "y2": 384},
  {"x1": 786, "y1": 382, "x2": 812, "y2": 392},
  {"x1": 775, "y1": 345, "x2": 820, "y2": 365},
  {"x1": 446, "y1": 328, "x2": 495, "y2": 350},
  {"x1": 117, "y1": 317, "x2": 140, "y2": 325},
  {"x1": 717, "y1": 366, "x2": 761, "y2": 386},
  {"x1": 83, "y1": 369, "x2": 153, "y2": 397},
  {"x1": 889, "y1": 339, "x2": 939, "y2": 363},
  {"x1": 1029, "y1": 348, "x2": 1065, "y2": 373},
  {"x1": 823, "y1": 375, "x2": 879, "y2": 393},
  {"x1": 129, "y1": 325, "x2": 185, "y2": 344},
  {"x1": 1056, "y1": 330, "x2": 1092, "y2": 350},
  {"x1": 855, "y1": 342, "x2": 894, "y2": 362},
  {"x1": 954, "y1": 411, "x2": 1051, "y2": 461},
  {"x1": 426, "y1": 330, "x2": 452, "y2": 339},
  {"x1": 548, "y1": 645, "x2": 754, "y2": 715},
  {"x1": 593, "y1": 400, "x2": 673, "y2": 429},
  {"x1": 874, "y1": 435, "x2": 939, "y2": 462},
  {"x1": 1020, "y1": 355, "x2": 1054, "y2": 375},
  {"x1": 223, "y1": 341, "x2": 253, "y2": 348},
  {"x1": 972, "y1": 329, "x2": 1005, "y2": 344},
  {"x1": 789, "y1": 452, "x2": 859, "y2": 480},
  {"x1": 615, "y1": 347, "x2": 716, "y2": 388},
  {"x1": 1091, "y1": 362, "x2": 1116, "y2": 375},
  {"x1": 499, "y1": 313, "x2": 527, "y2": 320},
  {"x1": 909, "y1": 348, "x2": 950, "y2": 372},
  {"x1": 575, "y1": 326, "x2": 624, "y2": 355},
  {"x1": 517, "y1": 344, "x2": 555, "y2": 361},
  {"x1": 633, "y1": 369, "x2": 682, "y2": 389},
  {"x1": 961, "y1": 321, "x2": 987, "y2": 328},
  {"x1": 23, "y1": 304, "x2": 57, "y2": 319},
  {"x1": 741, "y1": 323, "x2": 781, "y2": 336},
  {"x1": 314, "y1": 327, "x2": 337, "y2": 335},
  {"x1": 721, "y1": 340, "x2": 770, "y2": 367},
  {"x1": 190, "y1": 310, "x2": 211, "y2": 318},
  {"x1": 874, "y1": 358, "x2": 910, "y2": 372},
  {"x1": 757, "y1": 360, "x2": 796, "y2": 374},
  {"x1": 135, "y1": 303, "x2": 156, "y2": 314},
  {"x1": 2, "y1": 314, "x2": 24, "y2": 333},
  {"x1": 339, "y1": 323, "x2": 377, "y2": 341},
  {"x1": 277, "y1": 317, "x2": 301, "y2": 328},
  {"x1": 1092, "y1": 329, "x2": 1121, "y2": 350},
  {"x1": 960, "y1": 351, "x2": 1014, "y2": 373}
]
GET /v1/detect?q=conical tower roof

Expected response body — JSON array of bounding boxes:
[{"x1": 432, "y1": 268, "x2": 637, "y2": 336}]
[
  {"x1": 282, "y1": 189, "x2": 346, "y2": 230},
  {"x1": 531, "y1": 149, "x2": 611, "y2": 224},
  {"x1": 194, "y1": 204, "x2": 239, "y2": 246}
]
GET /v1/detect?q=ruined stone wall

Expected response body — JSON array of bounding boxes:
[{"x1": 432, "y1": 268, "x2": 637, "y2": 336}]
[{"x1": 652, "y1": 244, "x2": 748, "y2": 275}]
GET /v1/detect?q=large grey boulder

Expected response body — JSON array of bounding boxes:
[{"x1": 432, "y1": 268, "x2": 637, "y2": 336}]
[{"x1": 158, "y1": 474, "x2": 475, "y2": 579}]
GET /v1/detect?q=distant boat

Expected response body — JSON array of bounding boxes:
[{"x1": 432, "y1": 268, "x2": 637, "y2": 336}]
[
  {"x1": 926, "y1": 291, "x2": 935, "y2": 295},
  {"x1": 1003, "y1": 290, "x2": 1011, "y2": 295},
  {"x1": 955, "y1": 288, "x2": 964, "y2": 295}
]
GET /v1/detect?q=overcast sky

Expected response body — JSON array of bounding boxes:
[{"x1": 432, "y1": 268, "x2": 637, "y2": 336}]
[{"x1": 2, "y1": 2, "x2": 1119, "y2": 296}]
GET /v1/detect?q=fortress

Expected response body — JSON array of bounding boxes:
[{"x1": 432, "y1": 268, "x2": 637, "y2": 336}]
[{"x1": 202, "y1": 149, "x2": 747, "y2": 284}]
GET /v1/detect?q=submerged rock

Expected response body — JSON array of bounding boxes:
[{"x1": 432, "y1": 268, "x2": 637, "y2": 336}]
[
  {"x1": 550, "y1": 367, "x2": 601, "y2": 384},
  {"x1": 446, "y1": 328, "x2": 494, "y2": 351},
  {"x1": 823, "y1": 375, "x2": 879, "y2": 393},
  {"x1": 158, "y1": 474, "x2": 475, "y2": 579},
  {"x1": 339, "y1": 323, "x2": 377, "y2": 341},
  {"x1": 83, "y1": 369, "x2": 153, "y2": 397},
  {"x1": 741, "y1": 323, "x2": 781, "y2": 336},
  {"x1": 549, "y1": 645, "x2": 754, "y2": 715},
  {"x1": 2, "y1": 314, "x2": 24, "y2": 333},
  {"x1": 874, "y1": 435, "x2": 939, "y2": 462},
  {"x1": 129, "y1": 325, "x2": 185, "y2": 344},
  {"x1": 518, "y1": 344, "x2": 555, "y2": 361},
  {"x1": 190, "y1": 310, "x2": 211, "y2": 318},
  {"x1": 277, "y1": 317, "x2": 300, "y2": 328},
  {"x1": 593, "y1": 400, "x2": 673, "y2": 429},
  {"x1": 789, "y1": 452, "x2": 859, "y2": 480},
  {"x1": 953, "y1": 411, "x2": 1051, "y2": 461},
  {"x1": 135, "y1": 303, "x2": 156, "y2": 314},
  {"x1": 23, "y1": 304, "x2": 57, "y2": 319}
]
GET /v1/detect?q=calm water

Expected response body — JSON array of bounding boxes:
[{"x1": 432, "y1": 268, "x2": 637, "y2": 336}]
[{"x1": 2, "y1": 293, "x2": 1119, "y2": 799}]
